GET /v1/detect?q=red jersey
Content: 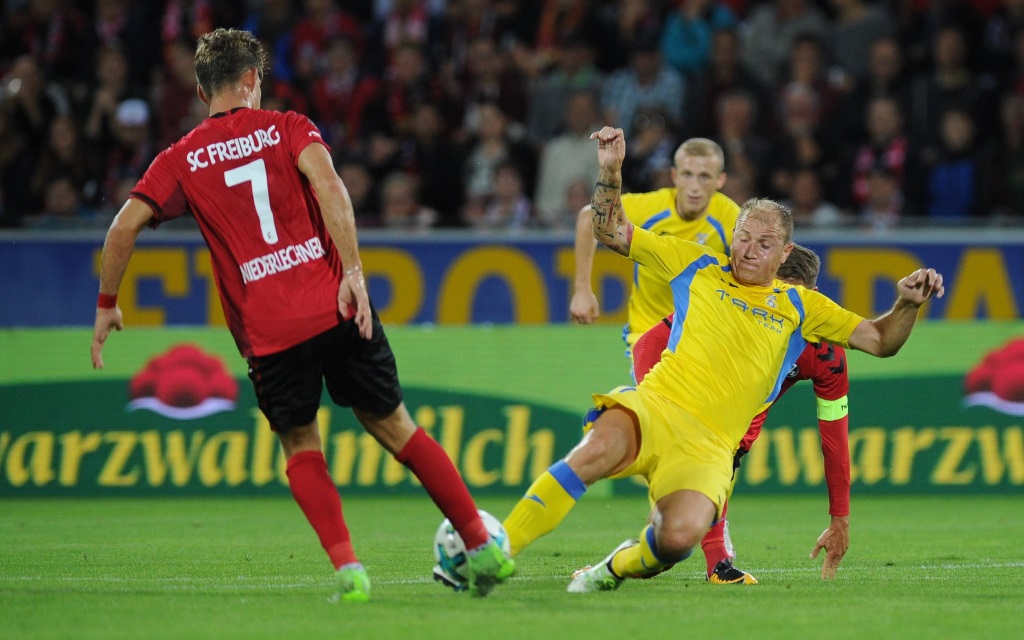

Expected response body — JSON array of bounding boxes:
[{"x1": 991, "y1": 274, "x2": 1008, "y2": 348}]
[
  {"x1": 633, "y1": 313, "x2": 851, "y2": 516},
  {"x1": 131, "y1": 108, "x2": 344, "y2": 358}
]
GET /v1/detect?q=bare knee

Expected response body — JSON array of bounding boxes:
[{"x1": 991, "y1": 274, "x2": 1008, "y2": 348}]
[
  {"x1": 564, "y1": 409, "x2": 638, "y2": 484},
  {"x1": 353, "y1": 403, "x2": 417, "y2": 454},
  {"x1": 278, "y1": 422, "x2": 321, "y2": 458},
  {"x1": 653, "y1": 519, "x2": 706, "y2": 561}
]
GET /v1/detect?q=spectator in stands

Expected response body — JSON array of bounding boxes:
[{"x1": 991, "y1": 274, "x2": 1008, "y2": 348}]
[
  {"x1": 601, "y1": 36, "x2": 687, "y2": 137},
  {"x1": 621, "y1": 107, "x2": 679, "y2": 193},
  {"x1": 995, "y1": 93, "x2": 1024, "y2": 220},
  {"x1": 337, "y1": 159, "x2": 380, "y2": 228},
  {"x1": 462, "y1": 100, "x2": 536, "y2": 211},
  {"x1": 688, "y1": 27, "x2": 769, "y2": 137},
  {"x1": 30, "y1": 115, "x2": 95, "y2": 211},
  {"x1": 859, "y1": 161, "x2": 903, "y2": 231},
  {"x1": 660, "y1": 0, "x2": 738, "y2": 81},
  {"x1": 0, "y1": 54, "x2": 64, "y2": 218},
  {"x1": 742, "y1": 0, "x2": 829, "y2": 88},
  {"x1": 380, "y1": 171, "x2": 439, "y2": 232},
  {"x1": 837, "y1": 36, "x2": 912, "y2": 147},
  {"x1": 240, "y1": 0, "x2": 297, "y2": 81},
  {"x1": 782, "y1": 167, "x2": 846, "y2": 227},
  {"x1": 765, "y1": 82, "x2": 842, "y2": 202},
  {"x1": 312, "y1": 36, "x2": 380, "y2": 147},
  {"x1": 915, "y1": 106, "x2": 994, "y2": 223},
  {"x1": 155, "y1": 39, "x2": 204, "y2": 149},
  {"x1": 525, "y1": 32, "x2": 603, "y2": 143},
  {"x1": 908, "y1": 25, "x2": 997, "y2": 148},
  {"x1": 827, "y1": 0, "x2": 894, "y2": 82},
  {"x1": 714, "y1": 89, "x2": 770, "y2": 197},
  {"x1": 365, "y1": 0, "x2": 445, "y2": 75},
  {"x1": 457, "y1": 36, "x2": 530, "y2": 135},
  {"x1": 777, "y1": 34, "x2": 841, "y2": 126},
  {"x1": 88, "y1": 0, "x2": 160, "y2": 88},
  {"x1": 402, "y1": 101, "x2": 466, "y2": 227},
  {"x1": 533, "y1": 91, "x2": 601, "y2": 228},
  {"x1": 82, "y1": 45, "x2": 144, "y2": 154},
  {"x1": 463, "y1": 160, "x2": 534, "y2": 231},
  {"x1": 0, "y1": 107, "x2": 30, "y2": 227},
  {"x1": 849, "y1": 95, "x2": 910, "y2": 210},
  {"x1": 1, "y1": 0, "x2": 91, "y2": 84},
  {"x1": 24, "y1": 175, "x2": 95, "y2": 229},
  {"x1": 598, "y1": 0, "x2": 663, "y2": 73},
  {"x1": 97, "y1": 98, "x2": 156, "y2": 211}
]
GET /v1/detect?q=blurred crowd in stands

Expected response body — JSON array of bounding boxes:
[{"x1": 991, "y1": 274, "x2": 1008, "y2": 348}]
[{"x1": 1, "y1": 0, "x2": 1023, "y2": 233}]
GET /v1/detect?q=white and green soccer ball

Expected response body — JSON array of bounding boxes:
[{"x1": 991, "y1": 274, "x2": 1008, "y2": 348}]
[{"x1": 433, "y1": 510, "x2": 510, "y2": 591}]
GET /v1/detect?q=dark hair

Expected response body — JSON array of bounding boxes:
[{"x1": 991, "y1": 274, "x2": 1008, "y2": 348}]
[
  {"x1": 194, "y1": 28, "x2": 267, "y2": 99},
  {"x1": 776, "y1": 243, "x2": 821, "y2": 289}
]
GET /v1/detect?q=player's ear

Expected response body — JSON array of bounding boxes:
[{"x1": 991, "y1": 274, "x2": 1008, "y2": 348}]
[
  {"x1": 716, "y1": 170, "x2": 727, "y2": 190},
  {"x1": 780, "y1": 242, "x2": 794, "y2": 262},
  {"x1": 197, "y1": 83, "x2": 209, "y2": 105}
]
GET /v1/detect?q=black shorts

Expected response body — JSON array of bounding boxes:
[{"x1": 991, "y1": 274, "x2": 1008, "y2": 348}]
[{"x1": 246, "y1": 309, "x2": 403, "y2": 432}]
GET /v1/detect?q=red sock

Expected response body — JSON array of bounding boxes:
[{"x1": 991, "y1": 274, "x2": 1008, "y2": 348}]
[
  {"x1": 397, "y1": 427, "x2": 488, "y2": 549},
  {"x1": 701, "y1": 500, "x2": 731, "y2": 576},
  {"x1": 286, "y1": 450, "x2": 358, "y2": 570}
]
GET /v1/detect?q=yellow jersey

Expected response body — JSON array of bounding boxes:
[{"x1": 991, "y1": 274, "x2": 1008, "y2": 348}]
[
  {"x1": 629, "y1": 227, "x2": 864, "y2": 450},
  {"x1": 620, "y1": 189, "x2": 739, "y2": 347}
]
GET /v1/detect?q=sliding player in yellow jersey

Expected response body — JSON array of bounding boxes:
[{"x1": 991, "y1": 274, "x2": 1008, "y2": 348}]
[
  {"x1": 503, "y1": 126, "x2": 945, "y2": 593},
  {"x1": 569, "y1": 138, "x2": 740, "y2": 355}
]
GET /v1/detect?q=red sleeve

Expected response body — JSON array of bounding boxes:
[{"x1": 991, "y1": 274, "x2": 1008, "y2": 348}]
[
  {"x1": 811, "y1": 344, "x2": 850, "y2": 516},
  {"x1": 131, "y1": 147, "x2": 189, "y2": 226},
  {"x1": 633, "y1": 313, "x2": 674, "y2": 382},
  {"x1": 282, "y1": 110, "x2": 330, "y2": 164}
]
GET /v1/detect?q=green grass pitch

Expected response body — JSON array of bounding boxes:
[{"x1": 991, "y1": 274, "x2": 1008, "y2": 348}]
[{"x1": 1, "y1": 494, "x2": 1021, "y2": 640}]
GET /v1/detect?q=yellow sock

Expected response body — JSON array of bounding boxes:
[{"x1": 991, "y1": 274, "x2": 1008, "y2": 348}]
[
  {"x1": 611, "y1": 524, "x2": 687, "y2": 578},
  {"x1": 503, "y1": 461, "x2": 587, "y2": 556}
]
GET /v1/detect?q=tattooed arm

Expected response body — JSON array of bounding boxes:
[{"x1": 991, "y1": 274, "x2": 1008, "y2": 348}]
[{"x1": 589, "y1": 127, "x2": 633, "y2": 256}]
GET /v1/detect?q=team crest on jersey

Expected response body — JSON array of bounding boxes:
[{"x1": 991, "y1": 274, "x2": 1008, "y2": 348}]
[
  {"x1": 786, "y1": 363, "x2": 800, "y2": 379},
  {"x1": 765, "y1": 294, "x2": 777, "y2": 308},
  {"x1": 695, "y1": 233, "x2": 709, "y2": 245}
]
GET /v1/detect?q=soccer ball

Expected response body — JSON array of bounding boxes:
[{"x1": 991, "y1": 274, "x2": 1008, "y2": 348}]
[{"x1": 433, "y1": 509, "x2": 510, "y2": 590}]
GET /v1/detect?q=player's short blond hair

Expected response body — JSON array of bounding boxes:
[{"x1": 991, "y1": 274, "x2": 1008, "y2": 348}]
[
  {"x1": 737, "y1": 198, "x2": 795, "y2": 245},
  {"x1": 195, "y1": 28, "x2": 268, "y2": 100},
  {"x1": 674, "y1": 138, "x2": 725, "y2": 174}
]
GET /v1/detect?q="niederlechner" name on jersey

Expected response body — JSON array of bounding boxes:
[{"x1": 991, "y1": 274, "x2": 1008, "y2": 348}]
[
  {"x1": 187, "y1": 126, "x2": 282, "y2": 172},
  {"x1": 240, "y1": 236, "x2": 324, "y2": 284}
]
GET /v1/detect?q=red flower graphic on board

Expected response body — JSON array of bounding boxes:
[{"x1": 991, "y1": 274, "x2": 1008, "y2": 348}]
[
  {"x1": 127, "y1": 344, "x2": 238, "y2": 419},
  {"x1": 963, "y1": 338, "x2": 1024, "y2": 416}
]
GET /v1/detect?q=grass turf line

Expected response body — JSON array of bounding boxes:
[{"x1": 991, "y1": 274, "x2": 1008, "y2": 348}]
[{"x1": 1, "y1": 495, "x2": 1021, "y2": 640}]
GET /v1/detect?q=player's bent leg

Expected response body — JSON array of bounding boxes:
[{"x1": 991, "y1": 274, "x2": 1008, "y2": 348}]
[{"x1": 504, "y1": 408, "x2": 639, "y2": 556}]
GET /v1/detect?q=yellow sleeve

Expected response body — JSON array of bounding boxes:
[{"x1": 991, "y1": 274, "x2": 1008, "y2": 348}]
[
  {"x1": 798, "y1": 288, "x2": 865, "y2": 348},
  {"x1": 628, "y1": 226, "x2": 710, "y2": 281}
]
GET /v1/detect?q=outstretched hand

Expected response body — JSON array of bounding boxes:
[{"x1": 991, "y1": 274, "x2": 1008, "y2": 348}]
[
  {"x1": 809, "y1": 515, "x2": 849, "y2": 580},
  {"x1": 91, "y1": 306, "x2": 123, "y2": 369},
  {"x1": 339, "y1": 267, "x2": 372, "y2": 340},
  {"x1": 897, "y1": 268, "x2": 945, "y2": 306},
  {"x1": 590, "y1": 127, "x2": 626, "y2": 174}
]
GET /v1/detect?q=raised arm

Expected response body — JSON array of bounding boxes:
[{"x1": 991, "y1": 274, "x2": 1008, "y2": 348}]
[
  {"x1": 589, "y1": 127, "x2": 633, "y2": 257},
  {"x1": 848, "y1": 268, "x2": 945, "y2": 357},
  {"x1": 91, "y1": 198, "x2": 154, "y2": 369},
  {"x1": 297, "y1": 143, "x2": 371, "y2": 340}
]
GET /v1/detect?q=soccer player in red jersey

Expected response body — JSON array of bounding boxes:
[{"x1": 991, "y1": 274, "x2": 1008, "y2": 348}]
[
  {"x1": 90, "y1": 28, "x2": 514, "y2": 601},
  {"x1": 631, "y1": 244, "x2": 851, "y2": 582}
]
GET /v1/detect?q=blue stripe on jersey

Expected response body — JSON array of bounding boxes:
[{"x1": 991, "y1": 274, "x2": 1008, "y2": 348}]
[
  {"x1": 634, "y1": 210, "x2": 673, "y2": 286},
  {"x1": 549, "y1": 460, "x2": 587, "y2": 500},
  {"x1": 706, "y1": 215, "x2": 729, "y2": 257},
  {"x1": 665, "y1": 254, "x2": 721, "y2": 352},
  {"x1": 765, "y1": 289, "x2": 808, "y2": 405}
]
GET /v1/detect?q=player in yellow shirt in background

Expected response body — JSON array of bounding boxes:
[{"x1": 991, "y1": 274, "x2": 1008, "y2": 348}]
[
  {"x1": 569, "y1": 138, "x2": 740, "y2": 355},
  {"x1": 503, "y1": 126, "x2": 945, "y2": 593}
]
